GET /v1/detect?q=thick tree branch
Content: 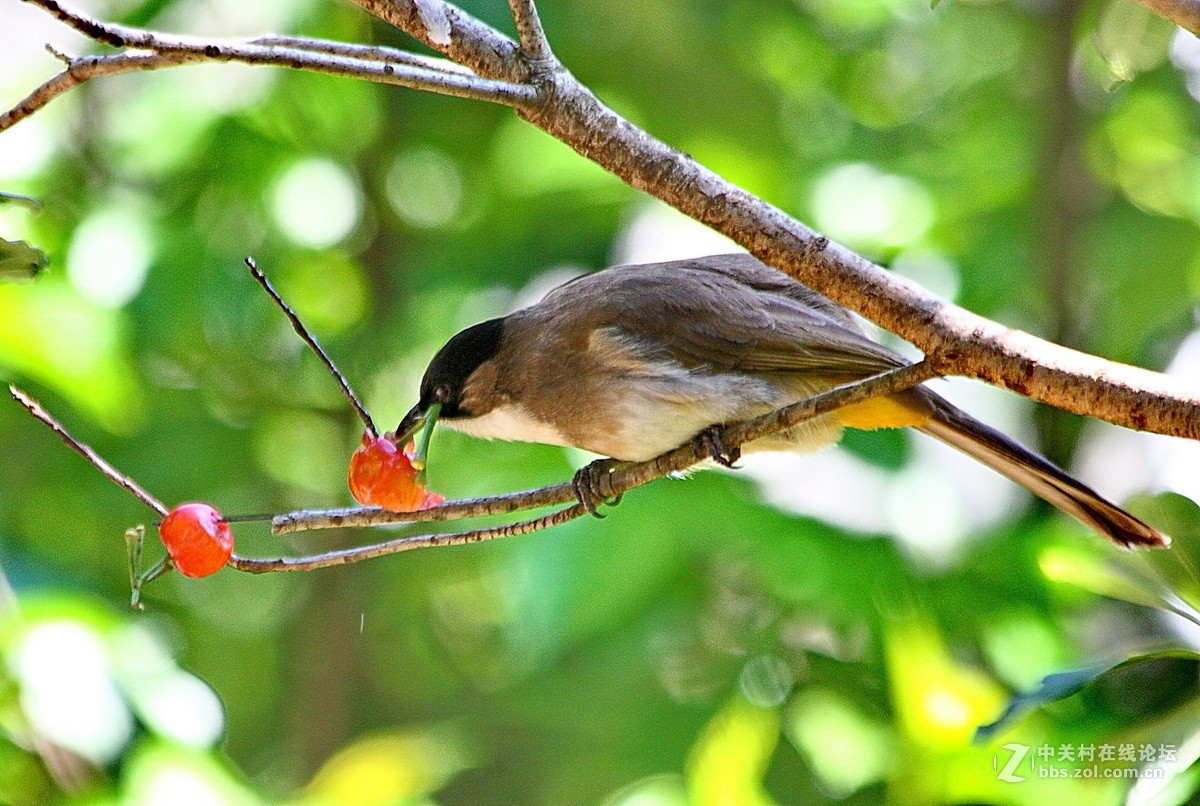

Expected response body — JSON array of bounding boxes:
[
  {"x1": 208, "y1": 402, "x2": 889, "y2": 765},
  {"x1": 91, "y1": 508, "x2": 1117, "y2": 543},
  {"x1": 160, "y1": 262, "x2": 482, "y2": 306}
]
[
  {"x1": 3, "y1": 0, "x2": 1198, "y2": 442},
  {"x1": 1133, "y1": 0, "x2": 1200, "y2": 35},
  {"x1": 514, "y1": 79, "x2": 1200, "y2": 440}
]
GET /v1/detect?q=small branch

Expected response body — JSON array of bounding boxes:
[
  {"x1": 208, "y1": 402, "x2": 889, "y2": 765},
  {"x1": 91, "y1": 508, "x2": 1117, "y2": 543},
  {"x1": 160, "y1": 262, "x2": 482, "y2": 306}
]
[
  {"x1": 350, "y1": 0, "x2": 524, "y2": 81},
  {"x1": 229, "y1": 504, "x2": 586, "y2": 573},
  {"x1": 246, "y1": 258, "x2": 377, "y2": 438},
  {"x1": 1134, "y1": 0, "x2": 1200, "y2": 35},
  {"x1": 507, "y1": 0, "x2": 552, "y2": 60},
  {"x1": 9, "y1": 386, "x2": 168, "y2": 516},
  {"x1": 267, "y1": 362, "x2": 939, "y2": 537},
  {"x1": 9, "y1": 355, "x2": 931, "y2": 574}
]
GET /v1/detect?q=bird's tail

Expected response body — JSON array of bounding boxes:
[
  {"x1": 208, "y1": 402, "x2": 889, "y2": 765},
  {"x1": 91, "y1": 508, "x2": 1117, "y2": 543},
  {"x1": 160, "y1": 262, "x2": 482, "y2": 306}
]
[{"x1": 913, "y1": 392, "x2": 1168, "y2": 549}]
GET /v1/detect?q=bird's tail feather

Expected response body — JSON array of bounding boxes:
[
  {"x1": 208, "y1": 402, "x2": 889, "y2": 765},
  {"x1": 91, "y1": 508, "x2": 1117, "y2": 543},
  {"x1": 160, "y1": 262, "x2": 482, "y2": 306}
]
[{"x1": 914, "y1": 393, "x2": 1168, "y2": 549}]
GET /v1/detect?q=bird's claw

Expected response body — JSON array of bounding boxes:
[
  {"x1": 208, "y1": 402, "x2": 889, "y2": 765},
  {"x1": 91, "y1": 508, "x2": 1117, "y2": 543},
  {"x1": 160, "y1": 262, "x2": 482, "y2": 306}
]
[
  {"x1": 694, "y1": 425, "x2": 741, "y2": 468},
  {"x1": 572, "y1": 458, "x2": 623, "y2": 517}
]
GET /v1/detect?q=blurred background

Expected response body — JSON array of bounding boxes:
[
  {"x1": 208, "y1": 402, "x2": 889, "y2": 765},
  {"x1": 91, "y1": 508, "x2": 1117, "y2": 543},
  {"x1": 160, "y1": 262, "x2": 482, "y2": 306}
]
[{"x1": 3, "y1": 0, "x2": 1200, "y2": 803}]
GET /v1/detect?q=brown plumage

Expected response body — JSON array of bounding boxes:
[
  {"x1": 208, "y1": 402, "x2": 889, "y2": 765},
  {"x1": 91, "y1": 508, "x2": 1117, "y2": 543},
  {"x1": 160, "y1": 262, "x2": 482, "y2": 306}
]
[{"x1": 403, "y1": 254, "x2": 1167, "y2": 548}]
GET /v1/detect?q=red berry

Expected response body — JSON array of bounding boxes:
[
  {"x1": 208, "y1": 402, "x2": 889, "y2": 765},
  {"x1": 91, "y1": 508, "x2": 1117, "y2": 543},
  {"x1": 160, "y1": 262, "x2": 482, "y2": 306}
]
[
  {"x1": 348, "y1": 433, "x2": 442, "y2": 512},
  {"x1": 158, "y1": 503, "x2": 234, "y2": 578}
]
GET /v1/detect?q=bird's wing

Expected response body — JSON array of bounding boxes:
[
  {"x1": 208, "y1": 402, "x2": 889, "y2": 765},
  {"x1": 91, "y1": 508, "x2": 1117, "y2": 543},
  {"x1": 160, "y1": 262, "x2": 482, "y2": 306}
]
[{"x1": 556, "y1": 257, "x2": 908, "y2": 377}]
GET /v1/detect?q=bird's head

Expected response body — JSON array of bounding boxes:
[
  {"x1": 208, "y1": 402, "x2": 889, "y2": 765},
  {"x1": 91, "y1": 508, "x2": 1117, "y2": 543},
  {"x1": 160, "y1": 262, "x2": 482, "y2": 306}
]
[{"x1": 395, "y1": 317, "x2": 506, "y2": 445}]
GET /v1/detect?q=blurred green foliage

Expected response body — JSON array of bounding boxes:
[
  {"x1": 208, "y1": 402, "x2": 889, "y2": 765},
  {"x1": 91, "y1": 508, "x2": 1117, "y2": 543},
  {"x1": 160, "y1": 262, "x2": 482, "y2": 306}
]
[{"x1": 2, "y1": 0, "x2": 1200, "y2": 803}]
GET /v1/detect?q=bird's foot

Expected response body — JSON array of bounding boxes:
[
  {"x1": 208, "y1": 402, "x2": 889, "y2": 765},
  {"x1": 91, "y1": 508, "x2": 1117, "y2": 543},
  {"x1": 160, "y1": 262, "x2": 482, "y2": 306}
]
[
  {"x1": 693, "y1": 425, "x2": 741, "y2": 468},
  {"x1": 572, "y1": 458, "x2": 625, "y2": 518}
]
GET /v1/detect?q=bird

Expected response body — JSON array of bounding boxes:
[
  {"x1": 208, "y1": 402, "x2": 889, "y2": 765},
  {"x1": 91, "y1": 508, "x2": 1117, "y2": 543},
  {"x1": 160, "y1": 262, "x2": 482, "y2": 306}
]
[{"x1": 395, "y1": 253, "x2": 1167, "y2": 549}]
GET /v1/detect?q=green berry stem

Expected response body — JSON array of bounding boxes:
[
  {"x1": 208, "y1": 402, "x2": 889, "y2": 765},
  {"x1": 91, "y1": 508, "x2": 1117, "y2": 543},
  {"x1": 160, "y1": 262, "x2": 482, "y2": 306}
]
[
  {"x1": 124, "y1": 525, "x2": 144, "y2": 608},
  {"x1": 131, "y1": 557, "x2": 172, "y2": 610},
  {"x1": 413, "y1": 402, "x2": 441, "y2": 485}
]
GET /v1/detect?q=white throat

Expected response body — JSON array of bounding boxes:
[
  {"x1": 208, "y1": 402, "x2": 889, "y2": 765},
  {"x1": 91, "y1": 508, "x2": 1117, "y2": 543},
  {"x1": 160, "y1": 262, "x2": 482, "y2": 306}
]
[{"x1": 442, "y1": 404, "x2": 571, "y2": 448}]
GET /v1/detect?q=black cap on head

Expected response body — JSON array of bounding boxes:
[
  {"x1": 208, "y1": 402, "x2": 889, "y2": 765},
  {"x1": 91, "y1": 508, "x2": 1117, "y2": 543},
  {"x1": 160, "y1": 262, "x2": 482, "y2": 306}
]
[{"x1": 418, "y1": 317, "x2": 505, "y2": 418}]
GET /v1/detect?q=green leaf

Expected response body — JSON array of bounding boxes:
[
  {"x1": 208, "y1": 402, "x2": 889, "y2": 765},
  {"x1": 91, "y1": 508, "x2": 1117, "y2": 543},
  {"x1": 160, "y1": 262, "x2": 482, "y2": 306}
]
[
  {"x1": 1093, "y1": 0, "x2": 1175, "y2": 82},
  {"x1": 0, "y1": 238, "x2": 48, "y2": 282},
  {"x1": 1039, "y1": 543, "x2": 1200, "y2": 628},
  {"x1": 1126, "y1": 493, "x2": 1200, "y2": 614},
  {"x1": 0, "y1": 192, "x2": 42, "y2": 212},
  {"x1": 976, "y1": 650, "x2": 1200, "y2": 741}
]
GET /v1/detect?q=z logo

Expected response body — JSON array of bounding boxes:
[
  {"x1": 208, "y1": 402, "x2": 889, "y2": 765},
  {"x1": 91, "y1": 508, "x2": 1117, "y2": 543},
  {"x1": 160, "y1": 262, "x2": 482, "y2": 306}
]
[{"x1": 994, "y1": 743, "x2": 1030, "y2": 783}]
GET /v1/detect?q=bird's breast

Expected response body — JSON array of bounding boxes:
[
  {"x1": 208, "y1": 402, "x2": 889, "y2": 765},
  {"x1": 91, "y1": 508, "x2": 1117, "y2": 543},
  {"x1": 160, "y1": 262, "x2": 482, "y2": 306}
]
[{"x1": 442, "y1": 404, "x2": 574, "y2": 448}]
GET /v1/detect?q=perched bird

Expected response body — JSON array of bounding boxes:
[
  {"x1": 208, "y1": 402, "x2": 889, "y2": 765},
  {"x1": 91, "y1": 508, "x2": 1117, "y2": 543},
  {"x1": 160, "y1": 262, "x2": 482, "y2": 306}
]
[{"x1": 397, "y1": 253, "x2": 1166, "y2": 548}]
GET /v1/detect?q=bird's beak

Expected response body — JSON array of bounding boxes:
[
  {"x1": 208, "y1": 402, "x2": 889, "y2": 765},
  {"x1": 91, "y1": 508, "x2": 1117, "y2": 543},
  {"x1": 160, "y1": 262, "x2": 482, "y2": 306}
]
[
  {"x1": 395, "y1": 403, "x2": 424, "y2": 444},
  {"x1": 394, "y1": 402, "x2": 442, "y2": 479}
]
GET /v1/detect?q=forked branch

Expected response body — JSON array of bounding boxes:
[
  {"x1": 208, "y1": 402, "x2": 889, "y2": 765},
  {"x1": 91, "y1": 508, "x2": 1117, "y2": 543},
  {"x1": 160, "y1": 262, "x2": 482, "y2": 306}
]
[{"x1": 0, "y1": 0, "x2": 535, "y2": 132}]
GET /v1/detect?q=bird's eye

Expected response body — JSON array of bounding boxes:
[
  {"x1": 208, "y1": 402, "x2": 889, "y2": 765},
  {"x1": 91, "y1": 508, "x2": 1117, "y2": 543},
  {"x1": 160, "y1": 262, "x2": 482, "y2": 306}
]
[{"x1": 433, "y1": 384, "x2": 452, "y2": 403}]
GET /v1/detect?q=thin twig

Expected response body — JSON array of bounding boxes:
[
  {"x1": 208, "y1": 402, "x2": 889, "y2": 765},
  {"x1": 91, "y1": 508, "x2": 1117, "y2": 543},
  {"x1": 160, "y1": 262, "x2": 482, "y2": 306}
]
[
  {"x1": 0, "y1": 53, "x2": 163, "y2": 133},
  {"x1": 507, "y1": 0, "x2": 551, "y2": 60},
  {"x1": 249, "y1": 34, "x2": 476, "y2": 76},
  {"x1": 230, "y1": 504, "x2": 586, "y2": 572},
  {"x1": 2, "y1": 2, "x2": 537, "y2": 135},
  {"x1": 9, "y1": 386, "x2": 168, "y2": 516},
  {"x1": 246, "y1": 258, "x2": 377, "y2": 438},
  {"x1": 268, "y1": 361, "x2": 939, "y2": 536},
  {"x1": 44, "y1": 44, "x2": 72, "y2": 65},
  {"x1": 272, "y1": 482, "x2": 576, "y2": 533}
]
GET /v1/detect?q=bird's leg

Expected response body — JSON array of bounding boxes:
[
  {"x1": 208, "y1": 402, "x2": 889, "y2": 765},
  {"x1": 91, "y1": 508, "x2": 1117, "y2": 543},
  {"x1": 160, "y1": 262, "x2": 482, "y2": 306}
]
[
  {"x1": 693, "y1": 425, "x2": 741, "y2": 468},
  {"x1": 572, "y1": 458, "x2": 626, "y2": 517}
]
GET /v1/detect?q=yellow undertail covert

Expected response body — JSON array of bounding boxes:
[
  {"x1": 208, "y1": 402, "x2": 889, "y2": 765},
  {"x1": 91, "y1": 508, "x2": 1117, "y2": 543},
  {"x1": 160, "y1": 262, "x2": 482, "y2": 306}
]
[{"x1": 835, "y1": 392, "x2": 934, "y2": 430}]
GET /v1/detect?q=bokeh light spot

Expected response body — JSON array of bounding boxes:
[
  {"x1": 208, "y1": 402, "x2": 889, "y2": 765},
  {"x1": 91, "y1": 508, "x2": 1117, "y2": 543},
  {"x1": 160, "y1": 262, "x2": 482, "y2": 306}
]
[
  {"x1": 12, "y1": 620, "x2": 133, "y2": 764},
  {"x1": 385, "y1": 146, "x2": 463, "y2": 229},
  {"x1": 271, "y1": 158, "x2": 361, "y2": 248},
  {"x1": 66, "y1": 208, "x2": 153, "y2": 308},
  {"x1": 812, "y1": 163, "x2": 934, "y2": 252}
]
